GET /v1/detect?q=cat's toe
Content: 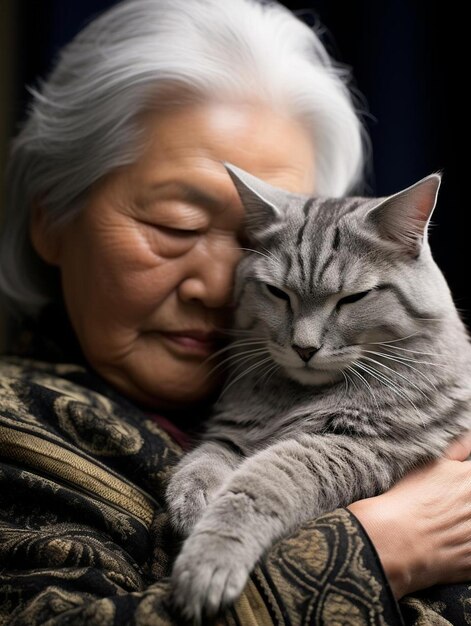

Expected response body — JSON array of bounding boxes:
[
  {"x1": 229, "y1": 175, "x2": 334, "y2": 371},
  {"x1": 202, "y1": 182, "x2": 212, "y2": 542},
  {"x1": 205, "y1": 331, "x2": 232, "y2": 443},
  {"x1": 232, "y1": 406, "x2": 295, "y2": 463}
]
[
  {"x1": 171, "y1": 534, "x2": 250, "y2": 621},
  {"x1": 206, "y1": 565, "x2": 248, "y2": 613}
]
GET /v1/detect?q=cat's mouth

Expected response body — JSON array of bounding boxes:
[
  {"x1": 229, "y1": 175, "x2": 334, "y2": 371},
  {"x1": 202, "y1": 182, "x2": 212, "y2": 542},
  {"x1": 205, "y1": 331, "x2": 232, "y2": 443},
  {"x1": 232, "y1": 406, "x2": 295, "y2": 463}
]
[
  {"x1": 268, "y1": 345, "x2": 357, "y2": 386},
  {"x1": 284, "y1": 365, "x2": 344, "y2": 387}
]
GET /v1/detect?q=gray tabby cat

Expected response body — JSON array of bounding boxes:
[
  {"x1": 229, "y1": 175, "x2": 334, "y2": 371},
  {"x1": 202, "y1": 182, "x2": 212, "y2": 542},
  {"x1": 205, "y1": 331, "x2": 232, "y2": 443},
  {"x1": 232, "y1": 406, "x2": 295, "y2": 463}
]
[{"x1": 166, "y1": 163, "x2": 471, "y2": 622}]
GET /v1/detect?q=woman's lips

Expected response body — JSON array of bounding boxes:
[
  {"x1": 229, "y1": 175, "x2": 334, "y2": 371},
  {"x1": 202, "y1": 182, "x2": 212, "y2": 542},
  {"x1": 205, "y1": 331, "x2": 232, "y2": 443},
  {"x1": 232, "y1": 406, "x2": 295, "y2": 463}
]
[{"x1": 158, "y1": 331, "x2": 218, "y2": 356}]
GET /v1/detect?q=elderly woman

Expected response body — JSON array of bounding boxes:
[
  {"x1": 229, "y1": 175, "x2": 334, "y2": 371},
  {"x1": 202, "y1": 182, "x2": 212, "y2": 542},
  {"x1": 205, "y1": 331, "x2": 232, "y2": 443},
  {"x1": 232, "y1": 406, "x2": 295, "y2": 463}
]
[{"x1": 0, "y1": 0, "x2": 470, "y2": 624}]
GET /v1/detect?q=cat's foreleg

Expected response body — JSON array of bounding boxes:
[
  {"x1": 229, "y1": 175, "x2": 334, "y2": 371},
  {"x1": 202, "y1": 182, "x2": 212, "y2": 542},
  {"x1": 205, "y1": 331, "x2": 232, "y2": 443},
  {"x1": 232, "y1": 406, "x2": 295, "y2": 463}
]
[
  {"x1": 170, "y1": 432, "x2": 400, "y2": 621},
  {"x1": 165, "y1": 440, "x2": 241, "y2": 537}
]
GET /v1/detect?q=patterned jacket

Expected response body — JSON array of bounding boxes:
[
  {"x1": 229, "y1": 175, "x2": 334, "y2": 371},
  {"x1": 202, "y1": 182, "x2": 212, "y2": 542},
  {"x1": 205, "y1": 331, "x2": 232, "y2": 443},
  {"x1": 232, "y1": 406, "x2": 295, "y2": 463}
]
[{"x1": 0, "y1": 354, "x2": 468, "y2": 625}]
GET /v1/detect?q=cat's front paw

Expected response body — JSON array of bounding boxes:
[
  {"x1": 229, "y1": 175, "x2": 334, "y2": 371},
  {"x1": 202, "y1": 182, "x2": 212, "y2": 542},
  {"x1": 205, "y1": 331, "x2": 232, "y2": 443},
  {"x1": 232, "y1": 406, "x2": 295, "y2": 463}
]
[
  {"x1": 170, "y1": 530, "x2": 253, "y2": 623},
  {"x1": 167, "y1": 482, "x2": 210, "y2": 537}
]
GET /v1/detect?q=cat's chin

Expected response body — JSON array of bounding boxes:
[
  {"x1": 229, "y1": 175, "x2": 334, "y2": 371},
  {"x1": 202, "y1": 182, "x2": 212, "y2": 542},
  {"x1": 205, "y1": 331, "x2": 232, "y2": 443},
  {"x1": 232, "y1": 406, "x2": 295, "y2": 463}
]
[{"x1": 284, "y1": 367, "x2": 342, "y2": 387}]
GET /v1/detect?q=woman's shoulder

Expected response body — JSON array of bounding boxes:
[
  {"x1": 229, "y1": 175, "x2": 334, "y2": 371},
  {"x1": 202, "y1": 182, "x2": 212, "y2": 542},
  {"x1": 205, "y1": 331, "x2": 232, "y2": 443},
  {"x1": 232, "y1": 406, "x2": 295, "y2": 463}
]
[
  {"x1": 0, "y1": 354, "x2": 89, "y2": 389},
  {"x1": 0, "y1": 354, "x2": 127, "y2": 430},
  {"x1": 0, "y1": 357, "x2": 183, "y2": 588},
  {"x1": 0, "y1": 354, "x2": 184, "y2": 466},
  {"x1": 0, "y1": 355, "x2": 91, "y2": 431},
  {"x1": 0, "y1": 354, "x2": 185, "y2": 535}
]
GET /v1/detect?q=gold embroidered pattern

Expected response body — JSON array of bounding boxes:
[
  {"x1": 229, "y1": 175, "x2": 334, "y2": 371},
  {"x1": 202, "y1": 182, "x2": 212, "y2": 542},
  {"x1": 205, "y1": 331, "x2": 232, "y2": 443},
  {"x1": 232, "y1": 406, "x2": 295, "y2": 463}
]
[{"x1": 0, "y1": 425, "x2": 154, "y2": 528}]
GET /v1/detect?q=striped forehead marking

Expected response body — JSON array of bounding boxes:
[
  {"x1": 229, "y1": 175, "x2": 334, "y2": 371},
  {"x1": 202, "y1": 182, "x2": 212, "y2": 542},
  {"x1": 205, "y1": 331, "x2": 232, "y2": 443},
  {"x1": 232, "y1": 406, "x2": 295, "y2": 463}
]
[
  {"x1": 279, "y1": 197, "x2": 366, "y2": 293},
  {"x1": 295, "y1": 197, "x2": 317, "y2": 283}
]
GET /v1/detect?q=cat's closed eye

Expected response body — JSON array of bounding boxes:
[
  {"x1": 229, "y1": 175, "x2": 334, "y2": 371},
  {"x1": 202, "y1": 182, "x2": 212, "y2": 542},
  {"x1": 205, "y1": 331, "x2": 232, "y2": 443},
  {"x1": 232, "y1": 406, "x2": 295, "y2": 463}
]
[
  {"x1": 264, "y1": 283, "x2": 290, "y2": 302},
  {"x1": 336, "y1": 290, "x2": 371, "y2": 309}
]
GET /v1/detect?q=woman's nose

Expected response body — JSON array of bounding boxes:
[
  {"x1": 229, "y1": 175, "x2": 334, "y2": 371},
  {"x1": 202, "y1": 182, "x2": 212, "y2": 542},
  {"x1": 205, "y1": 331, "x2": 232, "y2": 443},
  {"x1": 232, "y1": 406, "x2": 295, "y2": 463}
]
[{"x1": 178, "y1": 237, "x2": 243, "y2": 308}]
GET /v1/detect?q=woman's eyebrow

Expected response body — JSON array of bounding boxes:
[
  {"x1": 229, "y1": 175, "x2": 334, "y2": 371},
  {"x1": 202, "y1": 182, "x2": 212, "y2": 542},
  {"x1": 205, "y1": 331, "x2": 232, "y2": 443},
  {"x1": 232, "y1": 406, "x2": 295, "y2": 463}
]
[{"x1": 149, "y1": 181, "x2": 234, "y2": 211}]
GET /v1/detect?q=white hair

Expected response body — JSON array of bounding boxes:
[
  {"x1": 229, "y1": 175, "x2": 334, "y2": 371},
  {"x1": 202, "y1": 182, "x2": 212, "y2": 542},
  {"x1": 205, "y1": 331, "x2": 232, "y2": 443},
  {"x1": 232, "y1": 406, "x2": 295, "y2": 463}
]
[{"x1": 0, "y1": 0, "x2": 368, "y2": 315}]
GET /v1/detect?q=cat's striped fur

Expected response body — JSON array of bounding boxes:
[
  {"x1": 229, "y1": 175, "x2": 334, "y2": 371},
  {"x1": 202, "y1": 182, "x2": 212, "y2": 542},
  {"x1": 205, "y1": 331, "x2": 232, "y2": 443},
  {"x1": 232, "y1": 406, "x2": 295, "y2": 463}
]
[{"x1": 166, "y1": 163, "x2": 471, "y2": 622}]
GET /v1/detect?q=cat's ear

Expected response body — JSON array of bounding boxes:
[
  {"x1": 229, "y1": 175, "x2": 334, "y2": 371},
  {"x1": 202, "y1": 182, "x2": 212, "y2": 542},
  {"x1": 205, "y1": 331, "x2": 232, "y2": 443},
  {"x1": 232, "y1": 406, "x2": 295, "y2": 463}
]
[
  {"x1": 366, "y1": 173, "x2": 441, "y2": 256},
  {"x1": 223, "y1": 162, "x2": 284, "y2": 237}
]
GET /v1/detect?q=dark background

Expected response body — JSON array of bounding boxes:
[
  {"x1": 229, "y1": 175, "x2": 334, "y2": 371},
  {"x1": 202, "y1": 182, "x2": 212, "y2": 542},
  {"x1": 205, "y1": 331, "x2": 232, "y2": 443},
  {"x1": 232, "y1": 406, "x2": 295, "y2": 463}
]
[{"x1": 8, "y1": 0, "x2": 468, "y2": 324}]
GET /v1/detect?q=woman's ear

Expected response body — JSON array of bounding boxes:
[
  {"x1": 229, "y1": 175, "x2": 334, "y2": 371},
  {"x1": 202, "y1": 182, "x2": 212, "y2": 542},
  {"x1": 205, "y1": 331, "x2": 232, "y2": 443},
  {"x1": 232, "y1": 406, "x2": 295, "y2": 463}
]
[{"x1": 30, "y1": 203, "x2": 62, "y2": 266}]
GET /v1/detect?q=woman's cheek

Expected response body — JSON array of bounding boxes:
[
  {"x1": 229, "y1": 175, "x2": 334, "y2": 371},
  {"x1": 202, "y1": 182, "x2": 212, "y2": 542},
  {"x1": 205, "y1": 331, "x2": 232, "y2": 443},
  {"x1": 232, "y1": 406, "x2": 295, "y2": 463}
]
[
  {"x1": 114, "y1": 260, "x2": 181, "y2": 315},
  {"x1": 97, "y1": 220, "x2": 200, "y2": 318}
]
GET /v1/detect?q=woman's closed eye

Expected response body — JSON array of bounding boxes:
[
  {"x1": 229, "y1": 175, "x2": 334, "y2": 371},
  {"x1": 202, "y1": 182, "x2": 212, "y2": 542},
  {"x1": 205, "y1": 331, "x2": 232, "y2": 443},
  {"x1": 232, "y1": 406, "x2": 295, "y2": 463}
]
[
  {"x1": 157, "y1": 225, "x2": 200, "y2": 237},
  {"x1": 138, "y1": 220, "x2": 200, "y2": 236},
  {"x1": 138, "y1": 220, "x2": 201, "y2": 257}
]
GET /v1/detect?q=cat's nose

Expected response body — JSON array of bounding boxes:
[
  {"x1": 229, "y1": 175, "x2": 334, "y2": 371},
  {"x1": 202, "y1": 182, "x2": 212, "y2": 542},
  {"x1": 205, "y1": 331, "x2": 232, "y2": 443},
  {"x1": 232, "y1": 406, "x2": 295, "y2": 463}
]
[{"x1": 292, "y1": 344, "x2": 320, "y2": 363}]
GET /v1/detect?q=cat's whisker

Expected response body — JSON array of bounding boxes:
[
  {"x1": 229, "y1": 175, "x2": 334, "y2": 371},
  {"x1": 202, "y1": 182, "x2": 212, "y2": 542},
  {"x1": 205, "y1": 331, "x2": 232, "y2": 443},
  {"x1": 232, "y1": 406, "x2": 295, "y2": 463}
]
[
  {"x1": 228, "y1": 353, "x2": 272, "y2": 378},
  {"x1": 356, "y1": 361, "x2": 424, "y2": 427},
  {"x1": 380, "y1": 344, "x2": 443, "y2": 358},
  {"x1": 346, "y1": 365, "x2": 380, "y2": 413},
  {"x1": 234, "y1": 244, "x2": 282, "y2": 264},
  {"x1": 343, "y1": 368, "x2": 358, "y2": 393},
  {"x1": 228, "y1": 350, "x2": 272, "y2": 378},
  {"x1": 361, "y1": 356, "x2": 430, "y2": 401},
  {"x1": 230, "y1": 247, "x2": 274, "y2": 261},
  {"x1": 266, "y1": 345, "x2": 286, "y2": 361},
  {"x1": 340, "y1": 370, "x2": 350, "y2": 394},
  {"x1": 213, "y1": 326, "x2": 258, "y2": 337},
  {"x1": 363, "y1": 331, "x2": 421, "y2": 346},
  {"x1": 260, "y1": 362, "x2": 280, "y2": 388},
  {"x1": 355, "y1": 364, "x2": 414, "y2": 420},
  {"x1": 216, "y1": 337, "x2": 266, "y2": 347},
  {"x1": 228, "y1": 337, "x2": 267, "y2": 345},
  {"x1": 259, "y1": 245, "x2": 282, "y2": 263},
  {"x1": 218, "y1": 347, "x2": 269, "y2": 368},
  {"x1": 363, "y1": 349, "x2": 445, "y2": 383},
  {"x1": 356, "y1": 361, "x2": 413, "y2": 405},
  {"x1": 201, "y1": 339, "x2": 267, "y2": 364},
  {"x1": 220, "y1": 356, "x2": 274, "y2": 398},
  {"x1": 363, "y1": 350, "x2": 440, "y2": 391},
  {"x1": 250, "y1": 244, "x2": 283, "y2": 264},
  {"x1": 379, "y1": 347, "x2": 444, "y2": 366},
  {"x1": 199, "y1": 344, "x2": 266, "y2": 373},
  {"x1": 201, "y1": 348, "x2": 269, "y2": 380}
]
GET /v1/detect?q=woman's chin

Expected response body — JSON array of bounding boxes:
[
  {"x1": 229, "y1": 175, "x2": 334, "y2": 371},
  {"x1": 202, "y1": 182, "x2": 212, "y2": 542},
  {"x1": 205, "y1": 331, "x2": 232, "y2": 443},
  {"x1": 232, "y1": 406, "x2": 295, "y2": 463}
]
[
  {"x1": 126, "y1": 361, "x2": 225, "y2": 411},
  {"x1": 88, "y1": 340, "x2": 227, "y2": 411}
]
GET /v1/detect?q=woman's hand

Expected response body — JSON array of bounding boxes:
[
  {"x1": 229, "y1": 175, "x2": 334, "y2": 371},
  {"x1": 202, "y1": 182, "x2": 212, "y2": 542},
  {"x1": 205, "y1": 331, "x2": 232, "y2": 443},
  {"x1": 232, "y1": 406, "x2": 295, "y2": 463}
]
[{"x1": 348, "y1": 432, "x2": 471, "y2": 599}]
